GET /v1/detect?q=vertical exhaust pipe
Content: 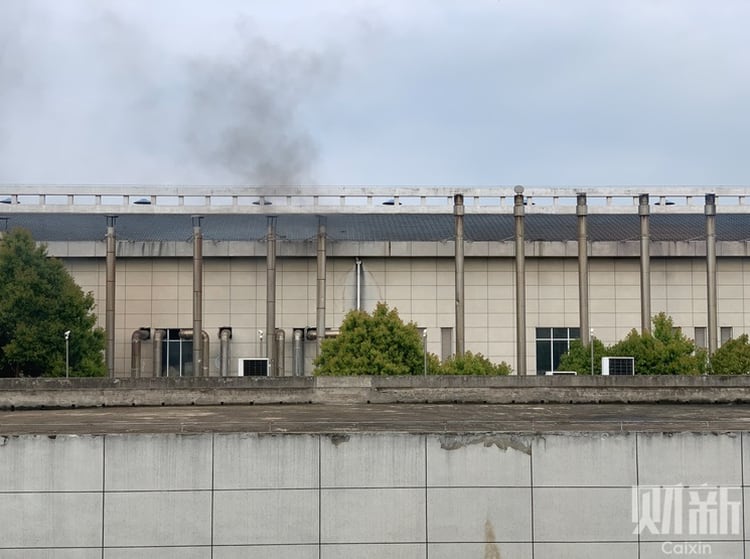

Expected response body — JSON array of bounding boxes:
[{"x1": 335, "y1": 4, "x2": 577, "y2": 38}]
[
  {"x1": 577, "y1": 195, "x2": 590, "y2": 346},
  {"x1": 179, "y1": 329, "x2": 210, "y2": 376},
  {"x1": 639, "y1": 194, "x2": 651, "y2": 334},
  {"x1": 130, "y1": 328, "x2": 150, "y2": 378},
  {"x1": 152, "y1": 328, "x2": 165, "y2": 377},
  {"x1": 514, "y1": 186, "x2": 527, "y2": 375},
  {"x1": 454, "y1": 194, "x2": 465, "y2": 357},
  {"x1": 706, "y1": 193, "x2": 718, "y2": 355},
  {"x1": 192, "y1": 216, "x2": 204, "y2": 378},
  {"x1": 105, "y1": 215, "x2": 117, "y2": 378},
  {"x1": 275, "y1": 328, "x2": 285, "y2": 376},
  {"x1": 219, "y1": 327, "x2": 232, "y2": 377},
  {"x1": 316, "y1": 216, "x2": 327, "y2": 358},
  {"x1": 293, "y1": 328, "x2": 305, "y2": 376},
  {"x1": 266, "y1": 216, "x2": 277, "y2": 375}
]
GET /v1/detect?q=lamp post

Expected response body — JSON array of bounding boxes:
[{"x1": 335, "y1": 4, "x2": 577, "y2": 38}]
[
  {"x1": 64, "y1": 330, "x2": 71, "y2": 378},
  {"x1": 590, "y1": 328, "x2": 595, "y2": 376},
  {"x1": 422, "y1": 329, "x2": 428, "y2": 376}
]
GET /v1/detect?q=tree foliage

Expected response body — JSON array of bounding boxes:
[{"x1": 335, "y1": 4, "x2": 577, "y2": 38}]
[
  {"x1": 710, "y1": 334, "x2": 750, "y2": 375},
  {"x1": 0, "y1": 229, "x2": 105, "y2": 377},
  {"x1": 314, "y1": 302, "x2": 423, "y2": 375},
  {"x1": 558, "y1": 313, "x2": 706, "y2": 375},
  {"x1": 314, "y1": 302, "x2": 511, "y2": 376}
]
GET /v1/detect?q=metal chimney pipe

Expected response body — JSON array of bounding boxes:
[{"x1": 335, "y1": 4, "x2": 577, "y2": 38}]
[
  {"x1": 577, "y1": 195, "x2": 590, "y2": 346},
  {"x1": 105, "y1": 215, "x2": 117, "y2": 378},
  {"x1": 514, "y1": 186, "x2": 527, "y2": 375},
  {"x1": 316, "y1": 216, "x2": 327, "y2": 358},
  {"x1": 275, "y1": 328, "x2": 286, "y2": 376},
  {"x1": 454, "y1": 194, "x2": 465, "y2": 357},
  {"x1": 130, "y1": 328, "x2": 150, "y2": 378},
  {"x1": 219, "y1": 327, "x2": 232, "y2": 377},
  {"x1": 192, "y1": 216, "x2": 204, "y2": 378},
  {"x1": 266, "y1": 216, "x2": 277, "y2": 375},
  {"x1": 292, "y1": 328, "x2": 305, "y2": 376},
  {"x1": 179, "y1": 329, "x2": 210, "y2": 376},
  {"x1": 706, "y1": 193, "x2": 718, "y2": 355},
  {"x1": 152, "y1": 329, "x2": 166, "y2": 377},
  {"x1": 639, "y1": 194, "x2": 651, "y2": 334}
]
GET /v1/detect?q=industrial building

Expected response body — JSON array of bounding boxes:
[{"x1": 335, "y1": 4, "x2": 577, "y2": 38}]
[{"x1": 1, "y1": 185, "x2": 747, "y2": 377}]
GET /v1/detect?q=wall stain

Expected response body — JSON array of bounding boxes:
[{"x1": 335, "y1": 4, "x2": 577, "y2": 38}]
[
  {"x1": 439, "y1": 434, "x2": 530, "y2": 455},
  {"x1": 329, "y1": 434, "x2": 350, "y2": 446},
  {"x1": 484, "y1": 519, "x2": 502, "y2": 559}
]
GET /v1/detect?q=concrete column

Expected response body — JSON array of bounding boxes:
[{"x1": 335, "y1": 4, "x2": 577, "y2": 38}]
[
  {"x1": 192, "y1": 216, "x2": 204, "y2": 376},
  {"x1": 577, "y1": 194, "x2": 590, "y2": 346},
  {"x1": 639, "y1": 194, "x2": 651, "y2": 334},
  {"x1": 514, "y1": 186, "x2": 527, "y2": 375},
  {"x1": 316, "y1": 216, "x2": 327, "y2": 358},
  {"x1": 105, "y1": 215, "x2": 117, "y2": 378},
  {"x1": 266, "y1": 216, "x2": 277, "y2": 375},
  {"x1": 706, "y1": 193, "x2": 718, "y2": 355},
  {"x1": 454, "y1": 194, "x2": 465, "y2": 357}
]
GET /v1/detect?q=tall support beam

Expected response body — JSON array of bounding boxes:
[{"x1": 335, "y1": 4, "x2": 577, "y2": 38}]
[
  {"x1": 105, "y1": 215, "x2": 117, "y2": 378},
  {"x1": 577, "y1": 195, "x2": 590, "y2": 346},
  {"x1": 454, "y1": 194, "x2": 465, "y2": 357},
  {"x1": 514, "y1": 186, "x2": 527, "y2": 375},
  {"x1": 316, "y1": 216, "x2": 327, "y2": 359},
  {"x1": 639, "y1": 194, "x2": 651, "y2": 334},
  {"x1": 266, "y1": 216, "x2": 277, "y2": 375},
  {"x1": 706, "y1": 193, "x2": 718, "y2": 355},
  {"x1": 192, "y1": 216, "x2": 204, "y2": 376}
]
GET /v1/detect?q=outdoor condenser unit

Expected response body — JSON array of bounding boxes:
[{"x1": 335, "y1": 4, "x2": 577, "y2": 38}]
[
  {"x1": 237, "y1": 358, "x2": 269, "y2": 377},
  {"x1": 601, "y1": 356, "x2": 635, "y2": 375}
]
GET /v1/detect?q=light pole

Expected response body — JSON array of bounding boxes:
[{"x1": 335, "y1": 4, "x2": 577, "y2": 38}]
[
  {"x1": 64, "y1": 330, "x2": 71, "y2": 378},
  {"x1": 422, "y1": 329, "x2": 428, "y2": 376},
  {"x1": 590, "y1": 328, "x2": 595, "y2": 376}
]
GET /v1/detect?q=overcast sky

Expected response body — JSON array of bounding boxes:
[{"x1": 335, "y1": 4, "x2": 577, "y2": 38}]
[{"x1": 0, "y1": 0, "x2": 748, "y2": 187}]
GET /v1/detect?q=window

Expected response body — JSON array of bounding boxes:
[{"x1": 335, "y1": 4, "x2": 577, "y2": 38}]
[
  {"x1": 694, "y1": 327, "x2": 707, "y2": 349},
  {"x1": 162, "y1": 328, "x2": 194, "y2": 377},
  {"x1": 536, "y1": 327, "x2": 580, "y2": 375},
  {"x1": 721, "y1": 327, "x2": 733, "y2": 346}
]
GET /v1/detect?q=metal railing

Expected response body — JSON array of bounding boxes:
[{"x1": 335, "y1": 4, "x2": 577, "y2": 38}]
[{"x1": 0, "y1": 185, "x2": 747, "y2": 215}]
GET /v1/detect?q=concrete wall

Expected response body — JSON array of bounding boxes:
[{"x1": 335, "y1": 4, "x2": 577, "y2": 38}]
[
  {"x1": 1, "y1": 431, "x2": 748, "y2": 558},
  {"x1": 64, "y1": 254, "x2": 750, "y2": 377}
]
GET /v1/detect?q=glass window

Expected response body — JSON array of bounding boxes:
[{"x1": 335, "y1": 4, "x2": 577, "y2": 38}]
[
  {"x1": 162, "y1": 328, "x2": 194, "y2": 377},
  {"x1": 694, "y1": 327, "x2": 707, "y2": 349},
  {"x1": 535, "y1": 327, "x2": 580, "y2": 375},
  {"x1": 721, "y1": 327, "x2": 733, "y2": 346}
]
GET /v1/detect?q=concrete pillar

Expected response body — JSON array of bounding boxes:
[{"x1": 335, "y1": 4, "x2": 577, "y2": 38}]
[
  {"x1": 577, "y1": 194, "x2": 590, "y2": 346},
  {"x1": 706, "y1": 193, "x2": 718, "y2": 355},
  {"x1": 316, "y1": 216, "x2": 327, "y2": 358},
  {"x1": 266, "y1": 216, "x2": 277, "y2": 375},
  {"x1": 105, "y1": 216, "x2": 117, "y2": 378},
  {"x1": 192, "y1": 216, "x2": 204, "y2": 376},
  {"x1": 639, "y1": 194, "x2": 651, "y2": 334},
  {"x1": 454, "y1": 194, "x2": 465, "y2": 357},
  {"x1": 514, "y1": 186, "x2": 527, "y2": 375}
]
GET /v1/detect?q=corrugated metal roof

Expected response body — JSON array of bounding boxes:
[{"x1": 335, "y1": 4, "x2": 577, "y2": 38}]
[{"x1": 2, "y1": 213, "x2": 749, "y2": 244}]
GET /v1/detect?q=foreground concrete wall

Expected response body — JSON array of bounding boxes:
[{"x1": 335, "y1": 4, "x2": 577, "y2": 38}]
[{"x1": 1, "y1": 431, "x2": 748, "y2": 558}]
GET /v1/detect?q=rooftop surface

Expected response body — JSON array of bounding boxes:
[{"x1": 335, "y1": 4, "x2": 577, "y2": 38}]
[{"x1": 2, "y1": 403, "x2": 750, "y2": 435}]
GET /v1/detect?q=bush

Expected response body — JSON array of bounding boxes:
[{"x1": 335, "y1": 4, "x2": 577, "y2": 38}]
[
  {"x1": 557, "y1": 338, "x2": 608, "y2": 375},
  {"x1": 710, "y1": 334, "x2": 750, "y2": 374},
  {"x1": 439, "y1": 351, "x2": 511, "y2": 375}
]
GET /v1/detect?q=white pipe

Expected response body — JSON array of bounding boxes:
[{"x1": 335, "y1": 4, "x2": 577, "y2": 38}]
[{"x1": 219, "y1": 327, "x2": 232, "y2": 377}]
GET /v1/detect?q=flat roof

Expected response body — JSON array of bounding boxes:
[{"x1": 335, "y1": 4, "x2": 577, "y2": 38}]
[{"x1": 2, "y1": 403, "x2": 750, "y2": 435}]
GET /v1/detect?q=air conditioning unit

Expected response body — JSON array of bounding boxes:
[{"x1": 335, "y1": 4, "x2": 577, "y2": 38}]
[
  {"x1": 601, "y1": 356, "x2": 635, "y2": 375},
  {"x1": 237, "y1": 358, "x2": 269, "y2": 377}
]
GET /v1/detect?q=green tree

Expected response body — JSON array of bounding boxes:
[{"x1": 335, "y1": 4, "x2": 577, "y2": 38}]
[
  {"x1": 710, "y1": 334, "x2": 750, "y2": 374},
  {"x1": 609, "y1": 313, "x2": 705, "y2": 375},
  {"x1": 439, "y1": 351, "x2": 511, "y2": 375},
  {"x1": 557, "y1": 338, "x2": 608, "y2": 375},
  {"x1": 0, "y1": 229, "x2": 105, "y2": 377},
  {"x1": 314, "y1": 302, "x2": 423, "y2": 375}
]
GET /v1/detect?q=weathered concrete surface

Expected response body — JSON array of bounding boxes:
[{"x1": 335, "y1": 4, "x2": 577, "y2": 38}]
[
  {"x1": 3, "y1": 375, "x2": 750, "y2": 409},
  {"x1": 2, "y1": 403, "x2": 750, "y2": 435}
]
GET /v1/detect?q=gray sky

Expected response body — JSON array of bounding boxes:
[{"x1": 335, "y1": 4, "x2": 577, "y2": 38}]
[{"x1": 1, "y1": 0, "x2": 748, "y2": 187}]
